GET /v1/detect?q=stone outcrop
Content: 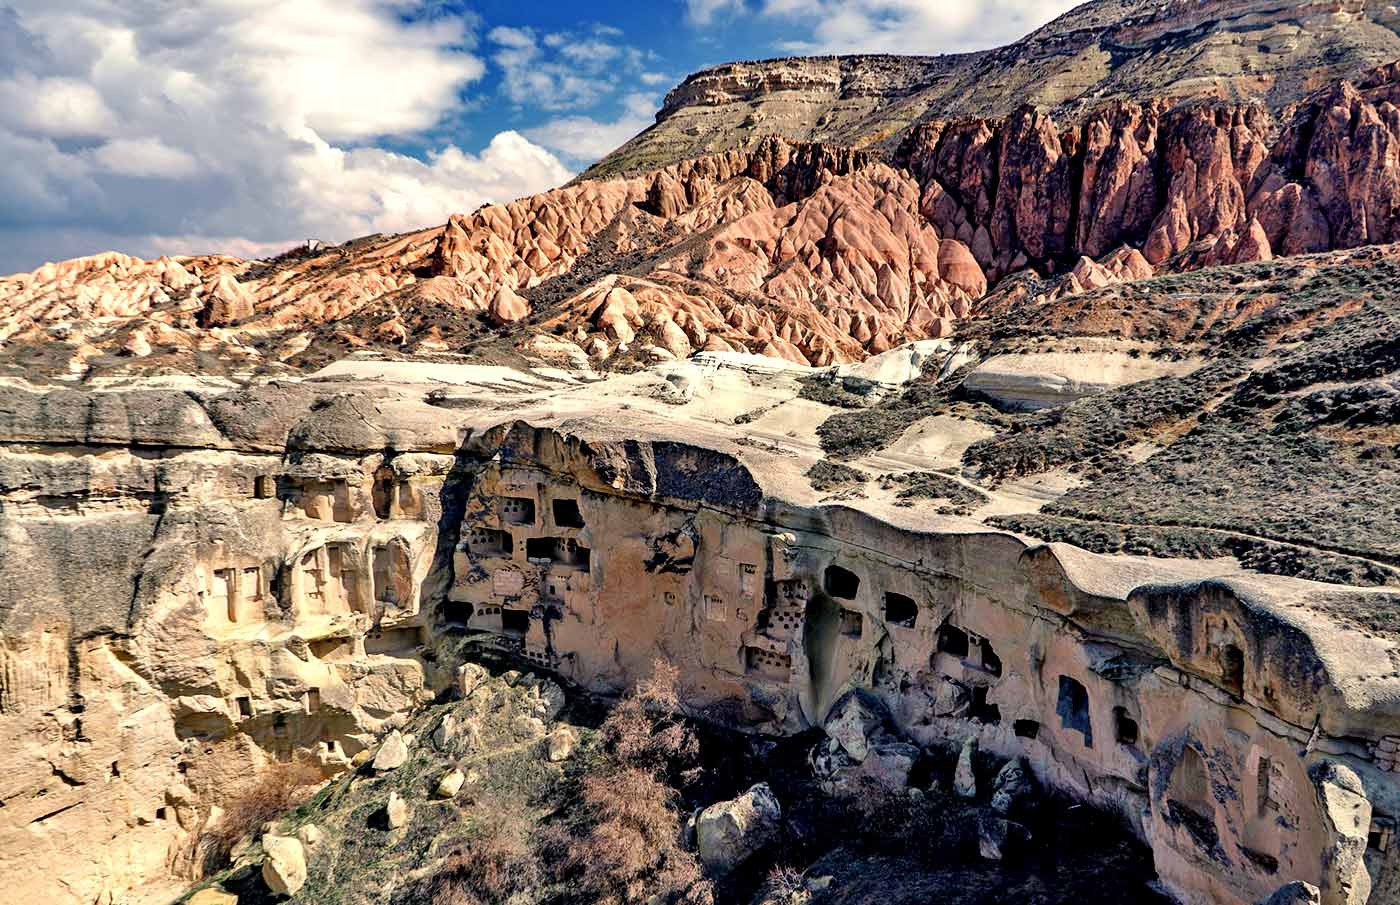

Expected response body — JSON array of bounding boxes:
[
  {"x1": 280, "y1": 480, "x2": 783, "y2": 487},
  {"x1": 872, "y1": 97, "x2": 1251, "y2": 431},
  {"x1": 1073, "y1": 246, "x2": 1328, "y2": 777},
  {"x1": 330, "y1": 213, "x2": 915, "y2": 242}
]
[
  {"x1": 589, "y1": 0, "x2": 1400, "y2": 179},
  {"x1": 8, "y1": 61, "x2": 1400, "y2": 380},
  {"x1": 897, "y1": 70, "x2": 1400, "y2": 284},
  {"x1": 695, "y1": 783, "x2": 783, "y2": 873},
  {"x1": 261, "y1": 834, "x2": 307, "y2": 896},
  {"x1": 0, "y1": 355, "x2": 1399, "y2": 905}
]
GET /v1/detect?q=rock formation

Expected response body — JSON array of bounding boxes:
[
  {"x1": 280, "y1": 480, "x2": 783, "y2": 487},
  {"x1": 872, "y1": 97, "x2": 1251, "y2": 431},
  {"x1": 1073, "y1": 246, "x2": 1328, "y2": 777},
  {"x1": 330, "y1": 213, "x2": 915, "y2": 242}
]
[{"x1": 4, "y1": 3, "x2": 1400, "y2": 904}]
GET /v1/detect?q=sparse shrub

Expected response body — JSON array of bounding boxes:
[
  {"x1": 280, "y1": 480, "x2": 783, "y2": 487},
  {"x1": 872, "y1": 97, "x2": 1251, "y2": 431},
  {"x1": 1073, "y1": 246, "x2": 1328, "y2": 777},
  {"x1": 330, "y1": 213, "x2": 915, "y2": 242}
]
[
  {"x1": 423, "y1": 795, "x2": 542, "y2": 905},
  {"x1": 754, "y1": 865, "x2": 809, "y2": 905},
  {"x1": 557, "y1": 658, "x2": 712, "y2": 905},
  {"x1": 200, "y1": 761, "x2": 322, "y2": 871}
]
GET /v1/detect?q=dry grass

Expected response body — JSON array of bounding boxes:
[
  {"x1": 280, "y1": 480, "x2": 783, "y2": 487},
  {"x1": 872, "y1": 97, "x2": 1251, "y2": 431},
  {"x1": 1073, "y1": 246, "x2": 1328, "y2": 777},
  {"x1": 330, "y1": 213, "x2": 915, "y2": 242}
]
[
  {"x1": 558, "y1": 658, "x2": 713, "y2": 905},
  {"x1": 422, "y1": 795, "x2": 542, "y2": 905},
  {"x1": 200, "y1": 762, "x2": 322, "y2": 871}
]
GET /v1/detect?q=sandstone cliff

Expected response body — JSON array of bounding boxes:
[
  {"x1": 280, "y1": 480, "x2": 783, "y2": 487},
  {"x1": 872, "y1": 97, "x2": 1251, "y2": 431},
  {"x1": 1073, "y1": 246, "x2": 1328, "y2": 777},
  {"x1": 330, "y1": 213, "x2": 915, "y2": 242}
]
[{"x1": 589, "y1": 0, "x2": 1400, "y2": 178}]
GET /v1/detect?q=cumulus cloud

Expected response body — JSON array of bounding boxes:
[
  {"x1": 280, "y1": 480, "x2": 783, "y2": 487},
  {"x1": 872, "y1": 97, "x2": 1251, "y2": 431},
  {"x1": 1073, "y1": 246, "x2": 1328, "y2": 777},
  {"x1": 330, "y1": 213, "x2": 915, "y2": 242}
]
[
  {"x1": 525, "y1": 93, "x2": 659, "y2": 165},
  {"x1": 759, "y1": 0, "x2": 1082, "y2": 54},
  {"x1": 0, "y1": 0, "x2": 573, "y2": 273}
]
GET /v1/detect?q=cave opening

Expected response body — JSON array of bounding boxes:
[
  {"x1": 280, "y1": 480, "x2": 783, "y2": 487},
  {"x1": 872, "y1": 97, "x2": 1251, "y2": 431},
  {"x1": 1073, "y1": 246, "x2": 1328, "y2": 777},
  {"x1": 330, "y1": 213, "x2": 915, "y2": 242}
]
[
  {"x1": 501, "y1": 608, "x2": 530, "y2": 637},
  {"x1": 883, "y1": 592, "x2": 918, "y2": 627},
  {"x1": 1056, "y1": 675, "x2": 1092, "y2": 747},
  {"x1": 824, "y1": 565, "x2": 860, "y2": 600},
  {"x1": 501, "y1": 496, "x2": 536, "y2": 525},
  {"x1": 552, "y1": 498, "x2": 585, "y2": 528}
]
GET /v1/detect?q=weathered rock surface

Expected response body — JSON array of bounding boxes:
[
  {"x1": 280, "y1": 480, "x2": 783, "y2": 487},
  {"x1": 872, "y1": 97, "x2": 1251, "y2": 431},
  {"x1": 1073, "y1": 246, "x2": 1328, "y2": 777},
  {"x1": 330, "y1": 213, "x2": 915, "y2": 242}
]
[
  {"x1": 695, "y1": 782, "x2": 782, "y2": 873},
  {"x1": 8, "y1": 60, "x2": 1400, "y2": 381},
  {"x1": 372, "y1": 730, "x2": 408, "y2": 772},
  {"x1": 385, "y1": 790, "x2": 408, "y2": 829},
  {"x1": 261, "y1": 834, "x2": 307, "y2": 896}
]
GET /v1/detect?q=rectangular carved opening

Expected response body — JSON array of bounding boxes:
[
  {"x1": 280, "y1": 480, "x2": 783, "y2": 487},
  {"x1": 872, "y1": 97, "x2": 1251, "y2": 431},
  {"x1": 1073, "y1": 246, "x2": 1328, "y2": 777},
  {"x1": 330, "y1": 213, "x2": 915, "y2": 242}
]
[
  {"x1": 883, "y1": 592, "x2": 918, "y2": 627},
  {"x1": 1113, "y1": 706, "x2": 1139, "y2": 746},
  {"x1": 840, "y1": 609, "x2": 863, "y2": 638},
  {"x1": 306, "y1": 688, "x2": 320, "y2": 712},
  {"x1": 936, "y1": 621, "x2": 968, "y2": 658},
  {"x1": 970, "y1": 686, "x2": 1000, "y2": 724},
  {"x1": 310, "y1": 638, "x2": 349, "y2": 659},
  {"x1": 824, "y1": 565, "x2": 860, "y2": 600},
  {"x1": 236, "y1": 696, "x2": 252, "y2": 718},
  {"x1": 1014, "y1": 719, "x2": 1040, "y2": 739},
  {"x1": 364, "y1": 627, "x2": 421, "y2": 655},
  {"x1": 501, "y1": 609, "x2": 530, "y2": 637},
  {"x1": 551, "y1": 498, "x2": 585, "y2": 529},
  {"x1": 440, "y1": 600, "x2": 472, "y2": 626},
  {"x1": 501, "y1": 496, "x2": 536, "y2": 525},
  {"x1": 526, "y1": 537, "x2": 590, "y2": 571},
  {"x1": 468, "y1": 528, "x2": 513, "y2": 557},
  {"x1": 1056, "y1": 675, "x2": 1093, "y2": 748}
]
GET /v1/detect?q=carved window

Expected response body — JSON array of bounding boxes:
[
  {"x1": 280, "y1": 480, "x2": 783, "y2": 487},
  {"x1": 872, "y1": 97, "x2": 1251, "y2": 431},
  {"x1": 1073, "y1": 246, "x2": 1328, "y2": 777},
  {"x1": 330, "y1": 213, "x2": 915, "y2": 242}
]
[
  {"x1": 1056, "y1": 676, "x2": 1093, "y2": 748},
  {"x1": 824, "y1": 565, "x2": 860, "y2": 600},
  {"x1": 884, "y1": 592, "x2": 918, "y2": 627},
  {"x1": 552, "y1": 498, "x2": 585, "y2": 529},
  {"x1": 1113, "y1": 707, "x2": 1139, "y2": 746}
]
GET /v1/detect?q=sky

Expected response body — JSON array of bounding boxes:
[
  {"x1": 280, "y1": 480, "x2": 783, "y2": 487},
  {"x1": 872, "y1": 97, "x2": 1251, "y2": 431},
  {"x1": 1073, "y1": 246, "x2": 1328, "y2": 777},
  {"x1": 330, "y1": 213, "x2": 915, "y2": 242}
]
[{"x1": 0, "y1": 0, "x2": 1082, "y2": 274}]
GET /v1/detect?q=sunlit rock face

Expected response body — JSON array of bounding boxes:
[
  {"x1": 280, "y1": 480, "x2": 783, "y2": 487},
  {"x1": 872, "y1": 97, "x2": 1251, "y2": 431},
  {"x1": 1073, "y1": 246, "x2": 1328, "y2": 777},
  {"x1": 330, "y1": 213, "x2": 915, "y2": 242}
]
[{"x1": 2, "y1": 365, "x2": 1398, "y2": 905}]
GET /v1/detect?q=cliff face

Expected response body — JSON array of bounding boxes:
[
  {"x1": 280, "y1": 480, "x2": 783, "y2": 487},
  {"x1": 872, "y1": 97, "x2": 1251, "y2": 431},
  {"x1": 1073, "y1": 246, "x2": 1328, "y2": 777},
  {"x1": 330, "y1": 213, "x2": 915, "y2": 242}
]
[
  {"x1": 589, "y1": 0, "x2": 1400, "y2": 178},
  {"x1": 2, "y1": 352, "x2": 1399, "y2": 905}
]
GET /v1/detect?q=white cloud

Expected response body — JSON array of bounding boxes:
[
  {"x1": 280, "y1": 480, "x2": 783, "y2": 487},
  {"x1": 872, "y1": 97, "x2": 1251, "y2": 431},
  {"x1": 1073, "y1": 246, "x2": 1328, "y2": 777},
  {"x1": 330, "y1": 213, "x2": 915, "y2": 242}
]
[
  {"x1": 525, "y1": 93, "x2": 658, "y2": 165},
  {"x1": 487, "y1": 24, "x2": 658, "y2": 113},
  {"x1": 758, "y1": 0, "x2": 1081, "y2": 54},
  {"x1": 0, "y1": 1, "x2": 574, "y2": 272},
  {"x1": 93, "y1": 138, "x2": 199, "y2": 179},
  {"x1": 686, "y1": 0, "x2": 747, "y2": 25}
]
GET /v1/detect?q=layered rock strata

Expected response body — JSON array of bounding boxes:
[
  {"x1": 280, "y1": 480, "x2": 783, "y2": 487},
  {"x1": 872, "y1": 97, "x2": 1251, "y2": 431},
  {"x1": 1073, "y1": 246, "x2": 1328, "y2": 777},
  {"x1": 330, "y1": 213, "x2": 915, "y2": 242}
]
[
  {"x1": 2, "y1": 368, "x2": 1398, "y2": 905},
  {"x1": 7, "y1": 64, "x2": 1400, "y2": 379}
]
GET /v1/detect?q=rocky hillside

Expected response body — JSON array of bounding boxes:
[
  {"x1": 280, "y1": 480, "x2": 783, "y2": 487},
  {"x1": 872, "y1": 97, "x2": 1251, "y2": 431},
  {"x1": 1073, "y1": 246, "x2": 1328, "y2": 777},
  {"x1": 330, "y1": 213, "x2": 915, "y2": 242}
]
[
  {"x1": 589, "y1": 0, "x2": 1400, "y2": 177},
  {"x1": 7, "y1": 53, "x2": 1400, "y2": 383}
]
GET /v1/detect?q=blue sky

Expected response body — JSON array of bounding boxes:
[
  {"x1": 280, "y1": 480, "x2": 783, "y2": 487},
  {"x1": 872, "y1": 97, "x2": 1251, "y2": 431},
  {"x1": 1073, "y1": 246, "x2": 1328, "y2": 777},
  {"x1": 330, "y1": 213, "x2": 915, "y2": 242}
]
[{"x1": 0, "y1": 0, "x2": 1079, "y2": 273}]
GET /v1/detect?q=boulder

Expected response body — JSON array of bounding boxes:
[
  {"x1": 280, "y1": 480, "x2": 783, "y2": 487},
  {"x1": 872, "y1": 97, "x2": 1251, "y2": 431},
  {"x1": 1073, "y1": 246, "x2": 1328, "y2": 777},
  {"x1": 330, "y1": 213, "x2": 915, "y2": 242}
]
[
  {"x1": 371, "y1": 730, "x2": 408, "y2": 772},
  {"x1": 1260, "y1": 882, "x2": 1321, "y2": 905},
  {"x1": 527, "y1": 679, "x2": 566, "y2": 722},
  {"x1": 954, "y1": 738, "x2": 978, "y2": 799},
  {"x1": 513, "y1": 714, "x2": 547, "y2": 740},
  {"x1": 546, "y1": 727, "x2": 577, "y2": 762},
  {"x1": 933, "y1": 678, "x2": 971, "y2": 718},
  {"x1": 488, "y1": 286, "x2": 529, "y2": 325},
  {"x1": 260, "y1": 834, "x2": 307, "y2": 896},
  {"x1": 386, "y1": 790, "x2": 408, "y2": 829},
  {"x1": 189, "y1": 888, "x2": 239, "y2": 905},
  {"x1": 296, "y1": 823, "x2": 324, "y2": 850},
  {"x1": 977, "y1": 814, "x2": 1028, "y2": 861},
  {"x1": 457, "y1": 663, "x2": 489, "y2": 698},
  {"x1": 860, "y1": 741, "x2": 920, "y2": 790},
  {"x1": 823, "y1": 690, "x2": 887, "y2": 763},
  {"x1": 435, "y1": 768, "x2": 466, "y2": 799},
  {"x1": 990, "y1": 757, "x2": 1035, "y2": 816},
  {"x1": 696, "y1": 782, "x2": 782, "y2": 873}
]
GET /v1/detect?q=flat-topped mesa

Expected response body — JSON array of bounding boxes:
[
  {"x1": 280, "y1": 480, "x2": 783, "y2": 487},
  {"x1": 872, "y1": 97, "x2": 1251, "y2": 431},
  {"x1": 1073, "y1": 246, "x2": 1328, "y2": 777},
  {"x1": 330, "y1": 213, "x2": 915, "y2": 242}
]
[
  {"x1": 657, "y1": 54, "x2": 959, "y2": 118},
  {"x1": 3, "y1": 374, "x2": 1400, "y2": 905},
  {"x1": 590, "y1": 0, "x2": 1400, "y2": 180}
]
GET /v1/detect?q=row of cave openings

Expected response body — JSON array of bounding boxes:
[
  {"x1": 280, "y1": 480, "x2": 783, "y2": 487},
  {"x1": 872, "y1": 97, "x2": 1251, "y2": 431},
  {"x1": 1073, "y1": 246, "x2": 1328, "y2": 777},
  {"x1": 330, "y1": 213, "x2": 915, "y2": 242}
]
[
  {"x1": 254, "y1": 466, "x2": 421, "y2": 525},
  {"x1": 204, "y1": 541, "x2": 409, "y2": 626},
  {"x1": 817, "y1": 563, "x2": 1147, "y2": 757},
  {"x1": 463, "y1": 495, "x2": 592, "y2": 571}
]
